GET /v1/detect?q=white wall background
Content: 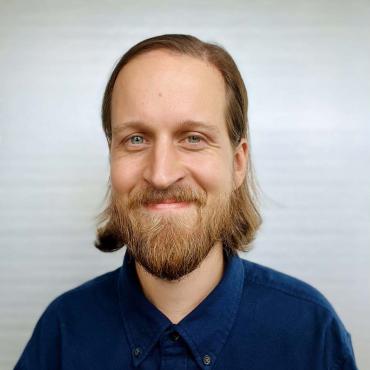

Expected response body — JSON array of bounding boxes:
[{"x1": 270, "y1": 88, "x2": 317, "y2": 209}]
[{"x1": 1, "y1": 1, "x2": 369, "y2": 369}]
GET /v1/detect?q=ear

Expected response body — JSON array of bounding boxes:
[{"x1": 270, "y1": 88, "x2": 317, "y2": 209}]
[{"x1": 233, "y1": 139, "x2": 248, "y2": 190}]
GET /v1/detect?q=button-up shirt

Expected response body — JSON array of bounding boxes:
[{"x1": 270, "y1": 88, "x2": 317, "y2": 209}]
[{"x1": 14, "y1": 250, "x2": 358, "y2": 369}]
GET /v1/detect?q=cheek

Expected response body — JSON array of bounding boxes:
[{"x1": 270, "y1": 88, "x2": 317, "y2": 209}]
[
  {"x1": 188, "y1": 155, "x2": 233, "y2": 194},
  {"x1": 110, "y1": 159, "x2": 142, "y2": 194}
]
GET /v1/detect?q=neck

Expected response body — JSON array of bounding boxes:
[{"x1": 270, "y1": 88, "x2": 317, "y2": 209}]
[{"x1": 135, "y1": 241, "x2": 225, "y2": 324}]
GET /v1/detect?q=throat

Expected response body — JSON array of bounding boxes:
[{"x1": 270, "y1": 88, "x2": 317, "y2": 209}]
[{"x1": 135, "y1": 241, "x2": 225, "y2": 324}]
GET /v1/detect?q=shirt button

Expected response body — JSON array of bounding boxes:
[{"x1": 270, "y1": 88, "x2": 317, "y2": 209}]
[
  {"x1": 133, "y1": 347, "x2": 142, "y2": 357},
  {"x1": 170, "y1": 331, "x2": 180, "y2": 341},
  {"x1": 203, "y1": 354, "x2": 212, "y2": 366}
]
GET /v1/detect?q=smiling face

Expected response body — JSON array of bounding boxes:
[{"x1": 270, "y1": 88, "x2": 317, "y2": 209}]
[{"x1": 108, "y1": 49, "x2": 248, "y2": 280}]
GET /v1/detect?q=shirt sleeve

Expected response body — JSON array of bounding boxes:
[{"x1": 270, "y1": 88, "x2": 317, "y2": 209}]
[
  {"x1": 13, "y1": 299, "x2": 62, "y2": 370},
  {"x1": 324, "y1": 313, "x2": 358, "y2": 370}
]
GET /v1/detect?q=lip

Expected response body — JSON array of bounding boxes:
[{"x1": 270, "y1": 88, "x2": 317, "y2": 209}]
[{"x1": 145, "y1": 201, "x2": 190, "y2": 210}]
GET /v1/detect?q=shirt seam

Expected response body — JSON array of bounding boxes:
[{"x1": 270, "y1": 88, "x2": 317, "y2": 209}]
[
  {"x1": 325, "y1": 318, "x2": 354, "y2": 369},
  {"x1": 245, "y1": 275, "x2": 334, "y2": 314},
  {"x1": 332, "y1": 355, "x2": 355, "y2": 370},
  {"x1": 62, "y1": 270, "x2": 118, "y2": 296},
  {"x1": 245, "y1": 275, "x2": 354, "y2": 367}
]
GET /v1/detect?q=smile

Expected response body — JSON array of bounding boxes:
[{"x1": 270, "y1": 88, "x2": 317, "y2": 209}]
[{"x1": 145, "y1": 201, "x2": 191, "y2": 210}]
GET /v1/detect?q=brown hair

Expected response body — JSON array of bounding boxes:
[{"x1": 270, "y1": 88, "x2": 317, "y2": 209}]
[{"x1": 96, "y1": 34, "x2": 262, "y2": 253}]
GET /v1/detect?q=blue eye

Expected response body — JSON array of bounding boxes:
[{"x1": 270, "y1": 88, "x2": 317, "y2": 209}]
[
  {"x1": 187, "y1": 135, "x2": 201, "y2": 143},
  {"x1": 129, "y1": 135, "x2": 144, "y2": 144}
]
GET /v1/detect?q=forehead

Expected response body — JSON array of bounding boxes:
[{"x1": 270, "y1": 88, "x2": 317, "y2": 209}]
[{"x1": 111, "y1": 49, "x2": 228, "y2": 134}]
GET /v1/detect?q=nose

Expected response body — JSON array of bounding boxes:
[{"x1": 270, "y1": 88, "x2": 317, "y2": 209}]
[{"x1": 143, "y1": 138, "x2": 185, "y2": 189}]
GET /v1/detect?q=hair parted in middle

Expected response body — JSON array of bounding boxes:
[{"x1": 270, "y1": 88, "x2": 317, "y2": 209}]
[{"x1": 95, "y1": 33, "x2": 262, "y2": 254}]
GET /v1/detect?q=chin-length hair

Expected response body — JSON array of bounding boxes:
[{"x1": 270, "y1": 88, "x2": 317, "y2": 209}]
[{"x1": 94, "y1": 34, "x2": 262, "y2": 255}]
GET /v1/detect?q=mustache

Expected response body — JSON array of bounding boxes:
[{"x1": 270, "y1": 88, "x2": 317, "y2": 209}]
[{"x1": 126, "y1": 184, "x2": 207, "y2": 209}]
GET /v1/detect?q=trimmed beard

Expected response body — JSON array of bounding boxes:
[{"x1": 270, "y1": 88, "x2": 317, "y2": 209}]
[{"x1": 105, "y1": 184, "x2": 237, "y2": 281}]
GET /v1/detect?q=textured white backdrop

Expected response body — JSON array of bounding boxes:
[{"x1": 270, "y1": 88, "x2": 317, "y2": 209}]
[{"x1": 1, "y1": 1, "x2": 369, "y2": 369}]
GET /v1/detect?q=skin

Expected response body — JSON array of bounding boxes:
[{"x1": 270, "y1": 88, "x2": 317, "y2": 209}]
[{"x1": 110, "y1": 49, "x2": 248, "y2": 323}]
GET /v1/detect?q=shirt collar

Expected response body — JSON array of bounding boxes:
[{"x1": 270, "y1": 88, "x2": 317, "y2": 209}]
[{"x1": 117, "y1": 248, "x2": 245, "y2": 369}]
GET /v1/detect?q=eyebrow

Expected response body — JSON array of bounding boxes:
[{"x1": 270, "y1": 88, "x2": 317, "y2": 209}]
[{"x1": 112, "y1": 120, "x2": 220, "y2": 135}]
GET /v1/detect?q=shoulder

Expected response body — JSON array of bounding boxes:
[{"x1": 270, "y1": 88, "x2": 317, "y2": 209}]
[
  {"x1": 41, "y1": 267, "x2": 121, "y2": 321},
  {"x1": 239, "y1": 258, "x2": 356, "y2": 367},
  {"x1": 27, "y1": 267, "x2": 122, "y2": 346},
  {"x1": 240, "y1": 258, "x2": 333, "y2": 312},
  {"x1": 14, "y1": 268, "x2": 123, "y2": 369}
]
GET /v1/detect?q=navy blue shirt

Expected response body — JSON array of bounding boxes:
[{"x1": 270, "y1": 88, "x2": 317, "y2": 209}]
[{"x1": 15, "y1": 250, "x2": 358, "y2": 369}]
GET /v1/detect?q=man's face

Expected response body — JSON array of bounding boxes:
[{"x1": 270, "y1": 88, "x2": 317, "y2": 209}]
[{"x1": 109, "y1": 49, "x2": 247, "y2": 281}]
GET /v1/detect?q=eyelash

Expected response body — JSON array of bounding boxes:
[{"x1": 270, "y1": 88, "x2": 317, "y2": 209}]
[{"x1": 124, "y1": 134, "x2": 205, "y2": 147}]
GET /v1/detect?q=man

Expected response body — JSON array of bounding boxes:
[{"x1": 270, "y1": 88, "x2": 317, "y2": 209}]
[{"x1": 14, "y1": 34, "x2": 357, "y2": 369}]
